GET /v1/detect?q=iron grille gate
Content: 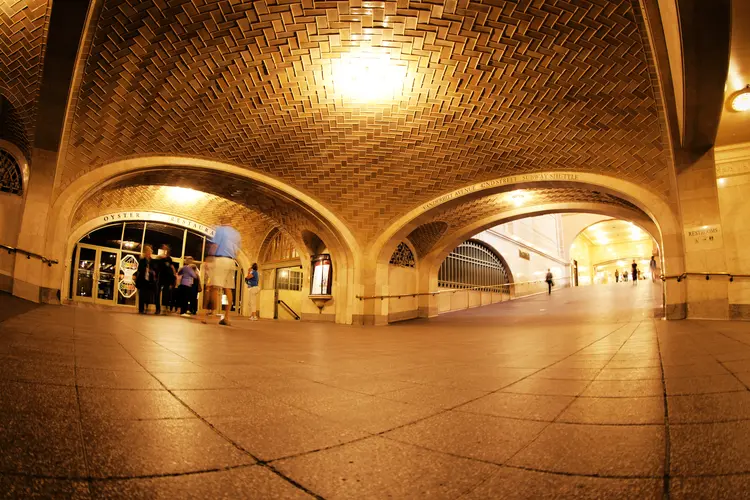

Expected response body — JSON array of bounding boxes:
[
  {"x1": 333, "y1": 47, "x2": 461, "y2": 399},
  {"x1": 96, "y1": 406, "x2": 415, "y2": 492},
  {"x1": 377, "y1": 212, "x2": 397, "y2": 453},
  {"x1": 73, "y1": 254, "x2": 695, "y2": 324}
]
[{"x1": 438, "y1": 240, "x2": 509, "y2": 292}]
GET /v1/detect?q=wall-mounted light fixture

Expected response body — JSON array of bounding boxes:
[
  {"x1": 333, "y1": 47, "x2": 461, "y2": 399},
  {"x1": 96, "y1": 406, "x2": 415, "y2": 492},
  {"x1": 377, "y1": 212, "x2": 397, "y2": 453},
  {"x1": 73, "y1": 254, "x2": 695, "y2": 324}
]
[{"x1": 729, "y1": 86, "x2": 750, "y2": 112}]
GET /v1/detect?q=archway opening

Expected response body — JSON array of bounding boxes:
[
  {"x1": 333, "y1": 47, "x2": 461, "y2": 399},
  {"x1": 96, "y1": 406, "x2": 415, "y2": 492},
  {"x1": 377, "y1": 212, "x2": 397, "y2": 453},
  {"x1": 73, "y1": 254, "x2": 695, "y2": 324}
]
[
  {"x1": 569, "y1": 219, "x2": 661, "y2": 287},
  {"x1": 68, "y1": 217, "x2": 242, "y2": 315}
]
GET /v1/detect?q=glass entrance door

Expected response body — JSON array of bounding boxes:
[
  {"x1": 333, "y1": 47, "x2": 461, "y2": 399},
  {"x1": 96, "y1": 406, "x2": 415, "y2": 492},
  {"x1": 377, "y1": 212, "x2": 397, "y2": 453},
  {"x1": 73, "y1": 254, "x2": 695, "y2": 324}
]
[
  {"x1": 74, "y1": 245, "x2": 119, "y2": 306},
  {"x1": 97, "y1": 251, "x2": 118, "y2": 302},
  {"x1": 74, "y1": 247, "x2": 96, "y2": 301}
]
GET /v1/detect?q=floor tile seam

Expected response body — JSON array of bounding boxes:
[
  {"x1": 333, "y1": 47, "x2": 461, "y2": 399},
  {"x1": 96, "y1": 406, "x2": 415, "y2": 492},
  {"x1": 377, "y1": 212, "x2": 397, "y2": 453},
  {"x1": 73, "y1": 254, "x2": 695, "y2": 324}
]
[
  {"x1": 655, "y1": 326, "x2": 672, "y2": 500},
  {"x1": 696, "y1": 326, "x2": 750, "y2": 394},
  {"x1": 669, "y1": 417, "x2": 750, "y2": 426},
  {"x1": 0, "y1": 378, "x2": 77, "y2": 388},
  {"x1": 0, "y1": 462, "x2": 261, "y2": 482},
  {"x1": 452, "y1": 408, "x2": 665, "y2": 426},
  {"x1": 443, "y1": 321, "x2": 638, "y2": 416},
  {"x1": 378, "y1": 434, "x2": 663, "y2": 480},
  {"x1": 100, "y1": 327, "x2": 327, "y2": 500},
  {"x1": 78, "y1": 416, "x2": 199, "y2": 423},
  {"x1": 501, "y1": 321, "x2": 643, "y2": 467},
  {"x1": 667, "y1": 389, "x2": 748, "y2": 397},
  {"x1": 71, "y1": 310, "x2": 95, "y2": 498}
]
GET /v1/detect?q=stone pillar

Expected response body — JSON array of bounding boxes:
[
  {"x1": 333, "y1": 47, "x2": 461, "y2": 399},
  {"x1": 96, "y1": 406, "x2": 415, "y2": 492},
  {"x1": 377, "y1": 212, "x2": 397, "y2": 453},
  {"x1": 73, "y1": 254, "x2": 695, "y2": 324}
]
[
  {"x1": 352, "y1": 258, "x2": 389, "y2": 326},
  {"x1": 715, "y1": 143, "x2": 750, "y2": 319},
  {"x1": 12, "y1": 149, "x2": 59, "y2": 303},
  {"x1": 675, "y1": 149, "x2": 728, "y2": 319},
  {"x1": 417, "y1": 257, "x2": 439, "y2": 318}
]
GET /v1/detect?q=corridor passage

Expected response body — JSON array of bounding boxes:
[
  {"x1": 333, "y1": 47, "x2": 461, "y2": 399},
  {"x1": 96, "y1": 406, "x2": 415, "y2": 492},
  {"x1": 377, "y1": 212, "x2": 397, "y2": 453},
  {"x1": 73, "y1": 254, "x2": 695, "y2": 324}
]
[{"x1": 1, "y1": 285, "x2": 748, "y2": 499}]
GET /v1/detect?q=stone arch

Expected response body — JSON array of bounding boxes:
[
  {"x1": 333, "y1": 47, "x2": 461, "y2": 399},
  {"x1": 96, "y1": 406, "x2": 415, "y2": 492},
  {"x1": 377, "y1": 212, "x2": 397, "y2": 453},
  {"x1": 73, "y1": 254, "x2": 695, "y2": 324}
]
[
  {"x1": 44, "y1": 156, "x2": 360, "y2": 324},
  {"x1": 406, "y1": 222, "x2": 448, "y2": 259},
  {"x1": 416, "y1": 202, "x2": 670, "y2": 319},
  {"x1": 360, "y1": 173, "x2": 685, "y2": 322}
]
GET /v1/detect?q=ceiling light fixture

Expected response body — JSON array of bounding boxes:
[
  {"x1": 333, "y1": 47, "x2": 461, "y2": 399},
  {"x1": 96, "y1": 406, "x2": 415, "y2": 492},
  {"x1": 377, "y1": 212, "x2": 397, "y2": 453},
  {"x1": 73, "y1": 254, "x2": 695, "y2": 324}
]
[
  {"x1": 507, "y1": 190, "x2": 531, "y2": 207},
  {"x1": 730, "y1": 86, "x2": 750, "y2": 112},
  {"x1": 331, "y1": 50, "x2": 408, "y2": 103},
  {"x1": 165, "y1": 186, "x2": 202, "y2": 204}
]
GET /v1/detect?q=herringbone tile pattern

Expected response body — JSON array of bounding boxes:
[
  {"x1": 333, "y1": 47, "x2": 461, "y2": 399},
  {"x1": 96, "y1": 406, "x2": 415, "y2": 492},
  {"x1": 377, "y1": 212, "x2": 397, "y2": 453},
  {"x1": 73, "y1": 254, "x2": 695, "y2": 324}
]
[
  {"x1": 61, "y1": 0, "x2": 671, "y2": 240},
  {"x1": 410, "y1": 187, "x2": 643, "y2": 255},
  {"x1": 0, "y1": 0, "x2": 50, "y2": 158},
  {"x1": 72, "y1": 184, "x2": 289, "y2": 261}
]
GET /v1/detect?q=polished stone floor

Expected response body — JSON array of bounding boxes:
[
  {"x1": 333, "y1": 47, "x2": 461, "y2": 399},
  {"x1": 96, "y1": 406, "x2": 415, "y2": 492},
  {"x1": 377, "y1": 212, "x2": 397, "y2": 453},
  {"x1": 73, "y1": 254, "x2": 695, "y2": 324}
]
[{"x1": 2, "y1": 284, "x2": 750, "y2": 498}]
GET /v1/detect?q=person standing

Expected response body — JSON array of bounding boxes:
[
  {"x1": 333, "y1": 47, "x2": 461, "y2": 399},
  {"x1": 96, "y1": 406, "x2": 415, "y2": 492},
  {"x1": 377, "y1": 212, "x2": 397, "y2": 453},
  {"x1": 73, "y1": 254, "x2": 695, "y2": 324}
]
[
  {"x1": 201, "y1": 218, "x2": 241, "y2": 326},
  {"x1": 615, "y1": 269, "x2": 620, "y2": 283},
  {"x1": 135, "y1": 245, "x2": 156, "y2": 314},
  {"x1": 245, "y1": 263, "x2": 260, "y2": 321},
  {"x1": 153, "y1": 245, "x2": 175, "y2": 315},
  {"x1": 177, "y1": 256, "x2": 198, "y2": 317},
  {"x1": 545, "y1": 269, "x2": 554, "y2": 295},
  {"x1": 631, "y1": 260, "x2": 638, "y2": 286},
  {"x1": 650, "y1": 256, "x2": 658, "y2": 282},
  {"x1": 190, "y1": 262, "x2": 201, "y2": 315}
]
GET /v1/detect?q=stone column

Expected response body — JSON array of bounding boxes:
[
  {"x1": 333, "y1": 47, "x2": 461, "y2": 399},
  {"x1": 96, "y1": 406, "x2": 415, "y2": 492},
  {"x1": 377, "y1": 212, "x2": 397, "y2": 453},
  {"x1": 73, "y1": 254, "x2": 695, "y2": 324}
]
[
  {"x1": 675, "y1": 149, "x2": 728, "y2": 319},
  {"x1": 715, "y1": 143, "x2": 750, "y2": 319},
  {"x1": 12, "y1": 148, "x2": 59, "y2": 303},
  {"x1": 417, "y1": 257, "x2": 439, "y2": 318}
]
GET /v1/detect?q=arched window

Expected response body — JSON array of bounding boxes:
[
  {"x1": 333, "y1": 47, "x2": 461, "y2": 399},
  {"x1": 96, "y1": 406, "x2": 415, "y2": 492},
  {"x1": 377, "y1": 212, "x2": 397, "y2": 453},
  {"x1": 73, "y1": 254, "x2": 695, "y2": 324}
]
[
  {"x1": 389, "y1": 242, "x2": 416, "y2": 268},
  {"x1": 260, "y1": 228, "x2": 299, "y2": 263},
  {"x1": 438, "y1": 240, "x2": 509, "y2": 292},
  {"x1": 0, "y1": 148, "x2": 22, "y2": 195}
]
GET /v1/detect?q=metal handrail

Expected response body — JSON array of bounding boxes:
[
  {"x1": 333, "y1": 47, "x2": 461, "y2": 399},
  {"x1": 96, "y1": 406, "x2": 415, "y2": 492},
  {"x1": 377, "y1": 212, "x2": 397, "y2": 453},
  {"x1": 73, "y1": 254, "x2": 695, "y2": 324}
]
[
  {"x1": 356, "y1": 277, "x2": 571, "y2": 301},
  {"x1": 660, "y1": 272, "x2": 750, "y2": 283},
  {"x1": 277, "y1": 299, "x2": 301, "y2": 320},
  {"x1": 0, "y1": 244, "x2": 58, "y2": 267}
]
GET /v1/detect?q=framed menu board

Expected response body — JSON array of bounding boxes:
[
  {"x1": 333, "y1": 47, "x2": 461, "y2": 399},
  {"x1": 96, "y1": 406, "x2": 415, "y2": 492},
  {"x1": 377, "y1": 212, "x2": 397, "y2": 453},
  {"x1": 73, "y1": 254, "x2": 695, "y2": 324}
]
[{"x1": 310, "y1": 254, "x2": 333, "y2": 296}]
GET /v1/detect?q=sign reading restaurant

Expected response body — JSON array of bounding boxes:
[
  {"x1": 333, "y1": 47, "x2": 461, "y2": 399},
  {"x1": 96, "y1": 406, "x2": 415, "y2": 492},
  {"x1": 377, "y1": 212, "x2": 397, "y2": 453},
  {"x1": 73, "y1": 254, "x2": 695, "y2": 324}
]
[{"x1": 97, "y1": 211, "x2": 216, "y2": 238}]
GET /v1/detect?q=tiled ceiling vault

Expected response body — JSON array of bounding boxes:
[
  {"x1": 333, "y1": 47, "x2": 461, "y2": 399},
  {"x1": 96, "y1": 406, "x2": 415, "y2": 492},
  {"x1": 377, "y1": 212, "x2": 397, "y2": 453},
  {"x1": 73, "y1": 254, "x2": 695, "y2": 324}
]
[
  {"x1": 410, "y1": 187, "x2": 646, "y2": 256},
  {"x1": 58, "y1": 0, "x2": 671, "y2": 240},
  {"x1": 0, "y1": 0, "x2": 51, "y2": 158},
  {"x1": 72, "y1": 185, "x2": 275, "y2": 260},
  {"x1": 73, "y1": 169, "x2": 343, "y2": 257}
]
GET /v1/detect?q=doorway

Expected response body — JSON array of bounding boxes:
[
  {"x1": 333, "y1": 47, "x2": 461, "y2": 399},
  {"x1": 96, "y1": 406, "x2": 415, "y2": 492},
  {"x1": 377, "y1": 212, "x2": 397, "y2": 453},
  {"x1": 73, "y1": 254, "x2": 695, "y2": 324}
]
[{"x1": 73, "y1": 244, "x2": 119, "y2": 305}]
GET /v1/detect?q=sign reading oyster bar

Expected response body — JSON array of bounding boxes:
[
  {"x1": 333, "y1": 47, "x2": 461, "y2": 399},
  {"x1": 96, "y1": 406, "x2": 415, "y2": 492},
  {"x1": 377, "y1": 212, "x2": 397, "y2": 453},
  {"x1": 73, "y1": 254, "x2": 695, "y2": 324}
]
[{"x1": 97, "y1": 212, "x2": 216, "y2": 237}]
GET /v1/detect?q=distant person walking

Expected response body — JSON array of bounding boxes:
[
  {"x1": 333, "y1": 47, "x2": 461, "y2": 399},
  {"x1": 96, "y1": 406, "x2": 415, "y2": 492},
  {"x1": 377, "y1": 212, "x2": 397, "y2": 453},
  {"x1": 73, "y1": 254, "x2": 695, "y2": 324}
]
[
  {"x1": 631, "y1": 260, "x2": 638, "y2": 286},
  {"x1": 135, "y1": 245, "x2": 156, "y2": 314},
  {"x1": 545, "y1": 269, "x2": 554, "y2": 295},
  {"x1": 615, "y1": 269, "x2": 620, "y2": 283},
  {"x1": 177, "y1": 256, "x2": 198, "y2": 317},
  {"x1": 202, "y1": 218, "x2": 241, "y2": 326},
  {"x1": 650, "y1": 256, "x2": 658, "y2": 282},
  {"x1": 245, "y1": 263, "x2": 260, "y2": 321}
]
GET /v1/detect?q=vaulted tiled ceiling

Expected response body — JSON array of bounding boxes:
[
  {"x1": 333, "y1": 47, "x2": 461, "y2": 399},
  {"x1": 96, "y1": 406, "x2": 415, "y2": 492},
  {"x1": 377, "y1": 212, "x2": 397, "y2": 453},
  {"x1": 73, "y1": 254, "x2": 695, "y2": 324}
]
[
  {"x1": 0, "y1": 0, "x2": 51, "y2": 158},
  {"x1": 71, "y1": 184, "x2": 275, "y2": 260},
  {"x1": 1, "y1": 0, "x2": 673, "y2": 242},
  {"x1": 86, "y1": 169, "x2": 338, "y2": 246},
  {"x1": 408, "y1": 186, "x2": 647, "y2": 255}
]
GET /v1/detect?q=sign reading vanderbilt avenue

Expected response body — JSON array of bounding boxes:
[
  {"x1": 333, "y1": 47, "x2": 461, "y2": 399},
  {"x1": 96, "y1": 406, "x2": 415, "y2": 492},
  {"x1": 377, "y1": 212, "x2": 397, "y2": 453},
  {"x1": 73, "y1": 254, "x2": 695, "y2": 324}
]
[
  {"x1": 420, "y1": 173, "x2": 580, "y2": 211},
  {"x1": 98, "y1": 212, "x2": 215, "y2": 237}
]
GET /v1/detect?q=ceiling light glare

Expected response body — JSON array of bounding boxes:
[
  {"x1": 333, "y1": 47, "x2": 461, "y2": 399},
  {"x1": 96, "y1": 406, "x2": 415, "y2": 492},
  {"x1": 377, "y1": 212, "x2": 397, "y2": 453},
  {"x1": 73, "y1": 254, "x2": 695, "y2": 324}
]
[
  {"x1": 331, "y1": 50, "x2": 408, "y2": 103},
  {"x1": 508, "y1": 190, "x2": 530, "y2": 207},
  {"x1": 730, "y1": 87, "x2": 750, "y2": 112},
  {"x1": 165, "y1": 186, "x2": 202, "y2": 204}
]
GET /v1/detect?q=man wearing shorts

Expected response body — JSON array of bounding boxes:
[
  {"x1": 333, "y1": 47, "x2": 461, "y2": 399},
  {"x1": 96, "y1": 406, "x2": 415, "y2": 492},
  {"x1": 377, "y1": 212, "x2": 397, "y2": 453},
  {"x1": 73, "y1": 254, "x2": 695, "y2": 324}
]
[{"x1": 202, "y1": 219, "x2": 241, "y2": 326}]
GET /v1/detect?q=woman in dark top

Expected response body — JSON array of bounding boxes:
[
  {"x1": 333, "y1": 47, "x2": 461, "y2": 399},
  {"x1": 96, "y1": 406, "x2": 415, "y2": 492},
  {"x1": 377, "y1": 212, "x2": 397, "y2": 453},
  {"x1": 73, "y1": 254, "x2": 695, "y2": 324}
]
[
  {"x1": 135, "y1": 245, "x2": 156, "y2": 314},
  {"x1": 153, "y1": 245, "x2": 176, "y2": 315},
  {"x1": 631, "y1": 260, "x2": 638, "y2": 286}
]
